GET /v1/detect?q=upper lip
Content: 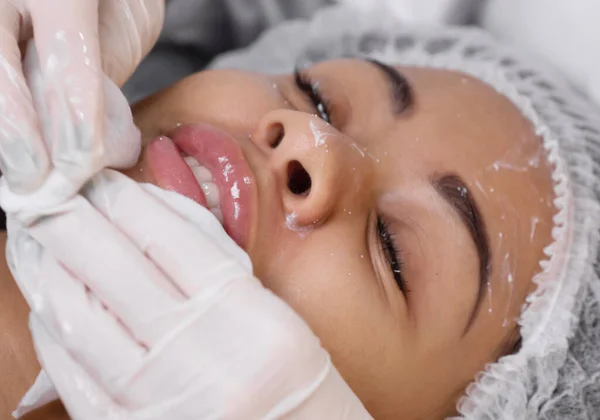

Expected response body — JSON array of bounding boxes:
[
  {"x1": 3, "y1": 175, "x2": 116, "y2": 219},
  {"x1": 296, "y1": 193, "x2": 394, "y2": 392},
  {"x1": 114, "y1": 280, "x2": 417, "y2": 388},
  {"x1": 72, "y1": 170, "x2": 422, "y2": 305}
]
[{"x1": 168, "y1": 123, "x2": 257, "y2": 251}]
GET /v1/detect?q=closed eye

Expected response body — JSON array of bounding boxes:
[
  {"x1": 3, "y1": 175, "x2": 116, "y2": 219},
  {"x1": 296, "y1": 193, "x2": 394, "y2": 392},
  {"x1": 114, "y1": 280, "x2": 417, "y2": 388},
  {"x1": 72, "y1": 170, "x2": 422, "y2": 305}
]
[
  {"x1": 294, "y1": 68, "x2": 332, "y2": 124},
  {"x1": 377, "y1": 215, "x2": 409, "y2": 294}
]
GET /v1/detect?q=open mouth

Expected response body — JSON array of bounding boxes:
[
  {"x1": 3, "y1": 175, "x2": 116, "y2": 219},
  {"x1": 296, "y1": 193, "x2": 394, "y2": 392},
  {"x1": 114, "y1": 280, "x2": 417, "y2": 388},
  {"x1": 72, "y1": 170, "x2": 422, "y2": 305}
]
[{"x1": 145, "y1": 123, "x2": 256, "y2": 250}]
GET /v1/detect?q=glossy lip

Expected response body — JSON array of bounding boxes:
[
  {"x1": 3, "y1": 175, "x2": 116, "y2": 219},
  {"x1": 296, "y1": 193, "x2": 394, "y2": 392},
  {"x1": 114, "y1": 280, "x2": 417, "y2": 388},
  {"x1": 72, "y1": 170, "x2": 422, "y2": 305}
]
[{"x1": 151, "y1": 123, "x2": 256, "y2": 250}]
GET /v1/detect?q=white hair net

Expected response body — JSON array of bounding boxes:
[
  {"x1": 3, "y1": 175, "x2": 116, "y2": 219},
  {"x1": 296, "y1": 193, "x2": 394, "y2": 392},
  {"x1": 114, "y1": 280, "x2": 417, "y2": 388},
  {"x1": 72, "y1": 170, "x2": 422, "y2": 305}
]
[{"x1": 212, "y1": 5, "x2": 600, "y2": 419}]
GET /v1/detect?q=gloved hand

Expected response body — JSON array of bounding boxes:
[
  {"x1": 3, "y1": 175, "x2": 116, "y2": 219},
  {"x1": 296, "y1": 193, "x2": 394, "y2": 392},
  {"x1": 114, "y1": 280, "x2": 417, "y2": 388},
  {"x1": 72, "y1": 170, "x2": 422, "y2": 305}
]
[
  {"x1": 0, "y1": 0, "x2": 164, "y2": 195},
  {"x1": 2, "y1": 170, "x2": 372, "y2": 420}
]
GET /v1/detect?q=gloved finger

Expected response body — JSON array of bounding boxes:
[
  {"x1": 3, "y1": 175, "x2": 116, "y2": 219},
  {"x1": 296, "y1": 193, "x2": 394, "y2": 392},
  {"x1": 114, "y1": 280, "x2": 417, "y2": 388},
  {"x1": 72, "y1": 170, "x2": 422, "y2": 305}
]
[
  {"x1": 22, "y1": 39, "x2": 140, "y2": 171},
  {"x1": 22, "y1": 40, "x2": 51, "y2": 156},
  {"x1": 4, "y1": 218, "x2": 46, "y2": 309},
  {"x1": 117, "y1": 275, "x2": 331, "y2": 415},
  {"x1": 34, "y1": 247, "x2": 146, "y2": 390},
  {"x1": 22, "y1": 40, "x2": 140, "y2": 199},
  {"x1": 29, "y1": 0, "x2": 106, "y2": 181},
  {"x1": 26, "y1": 193, "x2": 186, "y2": 346},
  {"x1": 29, "y1": 315, "x2": 127, "y2": 420},
  {"x1": 6, "y1": 218, "x2": 146, "y2": 384},
  {"x1": 0, "y1": 4, "x2": 49, "y2": 192},
  {"x1": 85, "y1": 170, "x2": 252, "y2": 298},
  {"x1": 140, "y1": 183, "x2": 252, "y2": 272},
  {"x1": 99, "y1": 0, "x2": 165, "y2": 87}
]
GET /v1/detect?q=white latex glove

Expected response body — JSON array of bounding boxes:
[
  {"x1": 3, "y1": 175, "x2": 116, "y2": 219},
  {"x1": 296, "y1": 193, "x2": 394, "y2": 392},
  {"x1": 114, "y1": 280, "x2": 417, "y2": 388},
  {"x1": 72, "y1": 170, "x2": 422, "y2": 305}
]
[
  {"x1": 1, "y1": 169, "x2": 372, "y2": 420},
  {"x1": 0, "y1": 0, "x2": 164, "y2": 194}
]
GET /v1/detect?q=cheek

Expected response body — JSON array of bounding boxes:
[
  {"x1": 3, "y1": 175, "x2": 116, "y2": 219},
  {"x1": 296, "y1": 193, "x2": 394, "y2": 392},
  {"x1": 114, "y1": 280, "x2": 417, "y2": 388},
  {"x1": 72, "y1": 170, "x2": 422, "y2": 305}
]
[
  {"x1": 253, "y1": 223, "x2": 393, "y2": 362},
  {"x1": 253, "y1": 225, "x2": 420, "y2": 415},
  {"x1": 131, "y1": 70, "x2": 283, "y2": 141},
  {"x1": 257, "y1": 229, "x2": 376, "y2": 321}
]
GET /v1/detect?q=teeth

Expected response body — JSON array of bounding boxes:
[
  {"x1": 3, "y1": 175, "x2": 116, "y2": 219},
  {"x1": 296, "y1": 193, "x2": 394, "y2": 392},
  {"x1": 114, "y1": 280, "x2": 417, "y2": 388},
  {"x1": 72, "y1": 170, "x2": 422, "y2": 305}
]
[
  {"x1": 200, "y1": 181, "x2": 220, "y2": 208},
  {"x1": 184, "y1": 156, "x2": 199, "y2": 167},
  {"x1": 184, "y1": 156, "x2": 223, "y2": 221},
  {"x1": 184, "y1": 157, "x2": 213, "y2": 182},
  {"x1": 191, "y1": 166, "x2": 213, "y2": 182}
]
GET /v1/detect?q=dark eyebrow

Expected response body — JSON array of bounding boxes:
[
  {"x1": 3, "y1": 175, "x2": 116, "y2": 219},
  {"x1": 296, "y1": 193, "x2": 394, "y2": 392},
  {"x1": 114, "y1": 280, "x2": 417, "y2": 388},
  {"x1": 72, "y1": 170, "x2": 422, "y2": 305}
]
[
  {"x1": 432, "y1": 174, "x2": 491, "y2": 334},
  {"x1": 365, "y1": 58, "x2": 413, "y2": 115}
]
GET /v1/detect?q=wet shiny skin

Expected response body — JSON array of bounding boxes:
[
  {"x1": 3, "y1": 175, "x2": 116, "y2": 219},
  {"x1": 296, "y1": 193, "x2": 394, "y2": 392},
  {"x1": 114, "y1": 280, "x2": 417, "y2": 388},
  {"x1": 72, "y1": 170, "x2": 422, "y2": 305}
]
[{"x1": 122, "y1": 59, "x2": 557, "y2": 419}]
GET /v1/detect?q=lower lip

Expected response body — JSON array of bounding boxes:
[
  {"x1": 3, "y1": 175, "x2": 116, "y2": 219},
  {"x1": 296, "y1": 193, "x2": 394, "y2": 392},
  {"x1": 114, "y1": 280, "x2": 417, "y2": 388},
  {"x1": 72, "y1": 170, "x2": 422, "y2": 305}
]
[{"x1": 146, "y1": 123, "x2": 255, "y2": 249}]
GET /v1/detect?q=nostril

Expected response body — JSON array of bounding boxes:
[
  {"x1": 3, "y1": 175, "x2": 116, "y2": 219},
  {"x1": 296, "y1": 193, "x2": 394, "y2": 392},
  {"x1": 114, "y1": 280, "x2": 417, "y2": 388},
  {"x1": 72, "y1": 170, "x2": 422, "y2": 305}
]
[
  {"x1": 270, "y1": 123, "x2": 284, "y2": 148},
  {"x1": 287, "y1": 160, "x2": 311, "y2": 196}
]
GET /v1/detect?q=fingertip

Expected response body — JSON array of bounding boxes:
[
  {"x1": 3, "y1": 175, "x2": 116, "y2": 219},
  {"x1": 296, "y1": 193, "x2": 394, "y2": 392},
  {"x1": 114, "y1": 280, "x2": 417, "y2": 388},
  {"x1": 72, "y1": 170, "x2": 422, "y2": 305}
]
[{"x1": 29, "y1": 0, "x2": 105, "y2": 163}]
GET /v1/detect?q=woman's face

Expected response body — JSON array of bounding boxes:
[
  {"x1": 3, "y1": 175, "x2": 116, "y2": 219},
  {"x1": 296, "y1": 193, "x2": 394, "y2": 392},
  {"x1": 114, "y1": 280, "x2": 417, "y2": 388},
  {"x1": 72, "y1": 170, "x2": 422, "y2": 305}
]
[{"x1": 125, "y1": 59, "x2": 556, "y2": 419}]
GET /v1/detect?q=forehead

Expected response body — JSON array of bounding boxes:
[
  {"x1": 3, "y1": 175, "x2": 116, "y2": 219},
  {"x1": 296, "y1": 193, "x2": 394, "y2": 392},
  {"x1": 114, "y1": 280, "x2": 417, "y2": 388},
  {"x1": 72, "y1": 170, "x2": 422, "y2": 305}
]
[{"x1": 384, "y1": 66, "x2": 554, "y2": 196}]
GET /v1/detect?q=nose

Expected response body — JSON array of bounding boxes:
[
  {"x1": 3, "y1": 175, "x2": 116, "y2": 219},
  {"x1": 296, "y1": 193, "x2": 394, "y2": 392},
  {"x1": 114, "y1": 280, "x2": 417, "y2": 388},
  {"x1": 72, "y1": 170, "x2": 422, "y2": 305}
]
[{"x1": 250, "y1": 109, "x2": 365, "y2": 227}]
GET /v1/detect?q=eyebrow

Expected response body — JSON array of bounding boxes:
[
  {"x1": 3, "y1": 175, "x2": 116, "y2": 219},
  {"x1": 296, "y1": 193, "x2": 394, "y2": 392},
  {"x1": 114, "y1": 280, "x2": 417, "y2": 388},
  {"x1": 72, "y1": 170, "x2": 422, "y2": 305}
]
[
  {"x1": 432, "y1": 174, "x2": 491, "y2": 334},
  {"x1": 365, "y1": 58, "x2": 413, "y2": 115}
]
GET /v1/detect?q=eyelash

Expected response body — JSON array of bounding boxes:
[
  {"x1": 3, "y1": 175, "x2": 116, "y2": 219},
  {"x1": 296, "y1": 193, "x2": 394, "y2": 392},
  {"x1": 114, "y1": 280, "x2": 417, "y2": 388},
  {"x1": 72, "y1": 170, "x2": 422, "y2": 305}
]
[
  {"x1": 294, "y1": 69, "x2": 332, "y2": 124},
  {"x1": 377, "y1": 215, "x2": 409, "y2": 294}
]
